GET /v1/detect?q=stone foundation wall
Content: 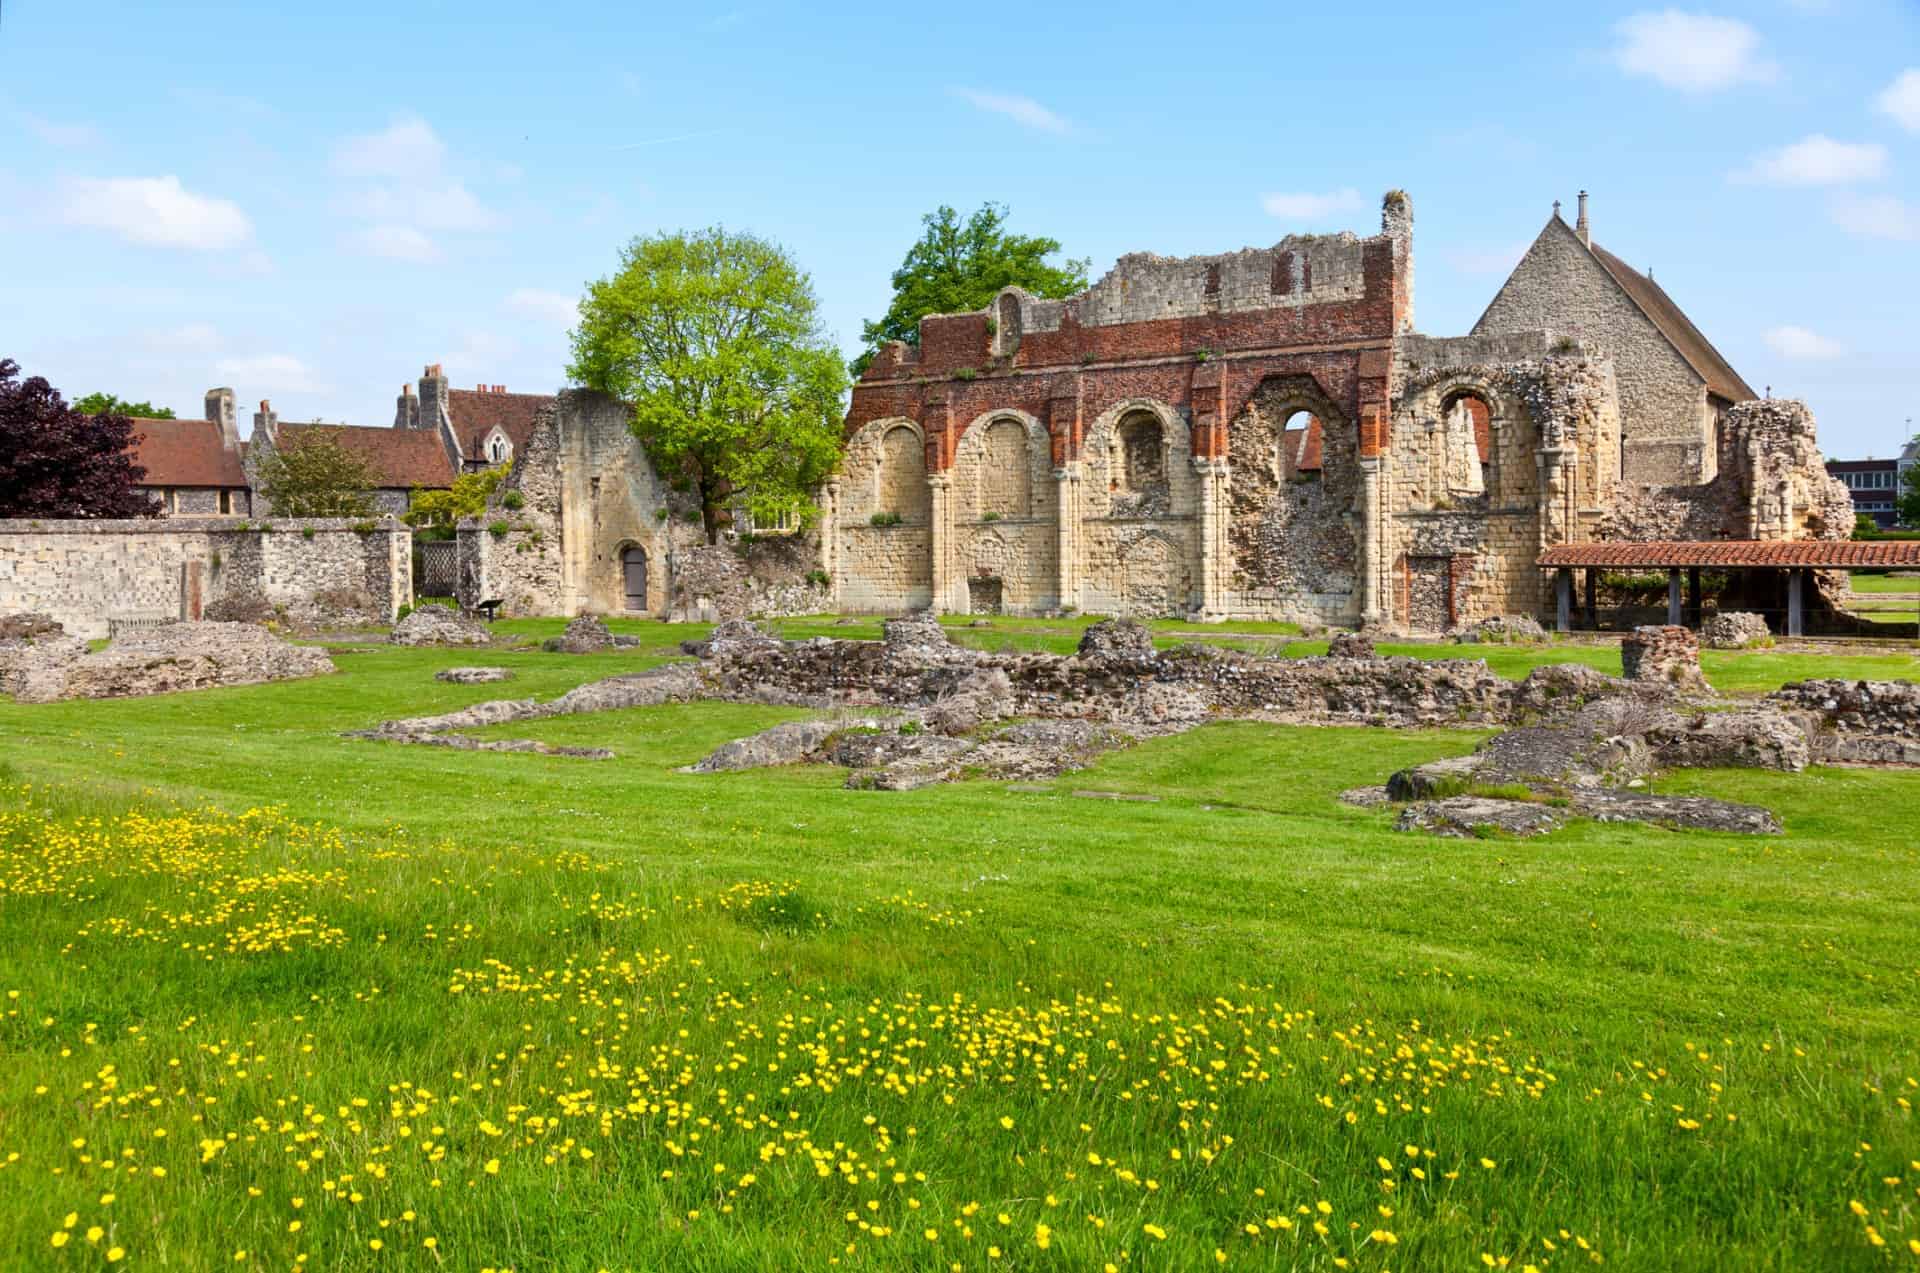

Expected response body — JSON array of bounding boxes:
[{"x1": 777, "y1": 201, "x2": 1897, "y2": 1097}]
[{"x1": 0, "y1": 518, "x2": 411, "y2": 638}]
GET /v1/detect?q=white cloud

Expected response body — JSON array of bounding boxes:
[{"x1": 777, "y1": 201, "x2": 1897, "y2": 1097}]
[
  {"x1": 19, "y1": 113, "x2": 101, "y2": 147},
  {"x1": 1260, "y1": 188, "x2": 1364, "y2": 221},
  {"x1": 1612, "y1": 11, "x2": 1778, "y2": 93},
  {"x1": 330, "y1": 114, "x2": 500, "y2": 256},
  {"x1": 141, "y1": 323, "x2": 222, "y2": 355},
  {"x1": 1733, "y1": 134, "x2": 1886, "y2": 186},
  {"x1": 1763, "y1": 325, "x2": 1844, "y2": 359},
  {"x1": 351, "y1": 225, "x2": 442, "y2": 263},
  {"x1": 506, "y1": 288, "x2": 579, "y2": 326},
  {"x1": 215, "y1": 354, "x2": 325, "y2": 395},
  {"x1": 340, "y1": 181, "x2": 499, "y2": 232},
  {"x1": 1831, "y1": 193, "x2": 1920, "y2": 241},
  {"x1": 57, "y1": 175, "x2": 254, "y2": 251},
  {"x1": 1444, "y1": 242, "x2": 1530, "y2": 276},
  {"x1": 1878, "y1": 69, "x2": 1920, "y2": 133},
  {"x1": 332, "y1": 115, "x2": 445, "y2": 178},
  {"x1": 954, "y1": 89, "x2": 1071, "y2": 135}
]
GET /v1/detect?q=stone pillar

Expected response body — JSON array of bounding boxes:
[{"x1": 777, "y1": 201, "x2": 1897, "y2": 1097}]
[
  {"x1": 821, "y1": 479, "x2": 840, "y2": 607},
  {"x1": 1584, "y1": 568, "x2": 1598, "y2": 630},
  {"x1": 1191, "y1": 456, "x2": 1230, "y2": 617},
  {"x1": 928, "y1": 474, "x2": 952, "y2": 614},
  {"x1": 1358, "y1": 456, "x2": 1384, "y2": 626},
  {"x1": 1787, "y1": 569, "x2": 1804, "y2": 638},
  {"x1": 1667, "y1": 569, "x2": 1683, "y2": 626},
  {"x1": 1556, "y1": 568, "x2": 1572, "y2": 634},
  {"x1": 1054, "y1": 465, "x2": 1080, "y2": 612}
]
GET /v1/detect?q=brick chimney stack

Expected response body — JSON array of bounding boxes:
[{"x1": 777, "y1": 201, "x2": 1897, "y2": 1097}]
[
  {"x1": 395, "y1": 382, "x2": 419, "y2": 429},
  {"x1": 1576, "y1": 190, "x2": 1591, "y2": 248},
  {"x1": 205, "y1": 387, "x2": 238, "y2": 450},
  {"x1": 417, "y1": 363, "x2": 449, "y2": 435},
  {"x1": 252, "y1": 398, "x2": 279, "y2": 445}
]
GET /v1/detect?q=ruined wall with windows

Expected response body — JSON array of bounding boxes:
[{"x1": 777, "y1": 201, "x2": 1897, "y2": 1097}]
[{"x1": 825, "y1": 191, "x2": 1844, "y2": 632}]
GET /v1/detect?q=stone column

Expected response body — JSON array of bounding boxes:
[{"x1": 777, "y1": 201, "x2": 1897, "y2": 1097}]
[
  {"x1": 1667, "y1": 569, "x2": 1683, "y2": 626},
  {"x1": 928, "y1": 475, "x2": 952, "y2": 614},
  {"x1": 821, "y1": 479, "x2": 840, "y2": 607},
  {"x1": 1556, "y1": 568, "x2": 1573, "y2": 634},
  {"x1": 1358, "y1": 456, "x2": 1384, "y2": 626},
  {"x1": 1054, "y1": 465, "x2": 1079, "y2": 612},
  {"x1": 1787, "y1": 569, "x2": 1805, "y2": 637}
]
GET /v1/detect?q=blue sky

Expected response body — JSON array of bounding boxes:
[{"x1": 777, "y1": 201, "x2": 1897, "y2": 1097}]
[{"x1": 3, "y1": 1, "x2": 1917, "y2": 458}]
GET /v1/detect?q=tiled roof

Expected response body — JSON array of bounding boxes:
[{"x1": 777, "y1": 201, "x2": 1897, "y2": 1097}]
[
  {"x1": 1538, "y1": 540, "x2": 1920, "y2": 569},
  {"x1": 1589, "y1": 244, "x2": 1756, "y2": 404},
  {"x1": 126, "y1": 417, "x2": 247, "y2": 488},
  {"x1": 276, "y1": 423, "x2": 454, "y2": 490},
  {"x1": 446, "y1": 389, "x2": 551, "y2": 462}
]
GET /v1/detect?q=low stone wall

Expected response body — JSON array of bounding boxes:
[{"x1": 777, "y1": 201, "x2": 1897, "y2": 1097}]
[{"x1": 0, "y1": 518, "x2": 411, "y2": 638}]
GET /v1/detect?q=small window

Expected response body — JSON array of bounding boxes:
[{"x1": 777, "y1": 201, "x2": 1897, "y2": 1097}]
[
  {"x1": 487, "y1": 435, "x2": 510, "y2": 464},
  {"x1": 219, "y1": 489, "x2": 233, "y2": 515}
]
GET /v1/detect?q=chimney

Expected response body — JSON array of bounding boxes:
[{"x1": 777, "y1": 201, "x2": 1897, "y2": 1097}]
[
  {"x1": 418, "y1": 362, "x2": 450, "y2": 436},
  {"x1": 395, "y1": 381, "x2": 419, "y2": 429},
  {"x1": 1575, "y1": 190, "x2": 1590, "y2": 248},
  {"x1": 252, "y1": 398, "x2": 278, "y2": 444},
  {"x1": 205, "y1": 387, "x2": 238, "y2": 450}
]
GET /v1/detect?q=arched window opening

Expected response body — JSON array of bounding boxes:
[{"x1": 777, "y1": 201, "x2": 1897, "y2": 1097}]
[
  {"x1": 877, "y1": 425, "x2": 930, "y2": 523},
  {"x1": 487, "y1": 433, "x2": 511, "y2": 464},
  {"x1": 1277, "y1": 409, "x2": 1322, "y2": 483},
  {"x1": 1111, "y1": 411, "x2": 1170, "y2": 516},
  {"x1": 977, "y1": 418, "x2": 1030, "y2": 519},
  {"x1": 1440, "y1": 392, "x2": 1491, "y2": 498}
]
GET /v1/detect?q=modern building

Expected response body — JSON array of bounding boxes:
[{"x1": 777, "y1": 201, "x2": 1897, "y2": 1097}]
[{"x1": 1827, "y1": 458, "x2": 1901, "y2": 529}]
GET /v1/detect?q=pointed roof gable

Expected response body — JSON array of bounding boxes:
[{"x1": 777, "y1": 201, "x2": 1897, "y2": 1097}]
[
  {"x1": 125, "y1": 417, "x2": 248, "y2": 488},
  {"x1": 1476, "y1": 213, "x2": 1755, "y2": 405}
]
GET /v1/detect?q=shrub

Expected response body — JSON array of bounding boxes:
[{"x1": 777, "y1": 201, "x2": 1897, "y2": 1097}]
[
  {"x1": 300, "y1": 526, "x2": 316, "y2": 540},
  {"x1": 870, "y1": 511, "x2": 903, "y2": 527},
  {"x1": 981, "y1": 511, "x2": 1002, "y2": 523},
  {"x1": 805, "y1": 569, "x2": 830, "y2": 587},
  {"x1": 487, "y1": 521, "x2": 510, "y2": 539},
  {"x1": 502, "y1": 491, "x2": 525, "y2": 511}
]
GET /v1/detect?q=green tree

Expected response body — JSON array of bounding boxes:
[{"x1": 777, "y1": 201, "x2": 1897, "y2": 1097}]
[
  {"x1": 853, "y1": 202, "x2": 1090, "y2": 378},
  {"x1": 405, "y1": 463, "x2": 510, "y2": 535},
  {"x1": 73, "y1": 392, "x2": 175, "y2": 419},
  {"x1": 569, "y1": 227, "x2": 848, "y2": 543},
  {"x1": 256, "y1": 434, "x2": 378, "y2": 517},
  {"x1": 1901, "y1": 461, "x2": 1920, "y2": 529}
]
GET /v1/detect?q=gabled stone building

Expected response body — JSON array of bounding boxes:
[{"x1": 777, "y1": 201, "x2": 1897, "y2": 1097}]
[
  {"x1": 125, "y1": 388, "x2": 251, "y2": 517},
  {"x1": 822, "y1": 191, "x2": 1847, "y2": 633}
]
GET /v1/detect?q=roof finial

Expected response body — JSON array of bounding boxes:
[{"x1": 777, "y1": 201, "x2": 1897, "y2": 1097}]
[{"x1": 1553, "y1": 199, "x2": 1561, "y2": 218}]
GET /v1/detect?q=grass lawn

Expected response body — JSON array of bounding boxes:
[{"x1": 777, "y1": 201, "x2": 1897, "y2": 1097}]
[
  {"x1": 1849, "y1": 573, "x2": 1920, "y2": 595},
  {"x1": 0, "y1": 629, "x2": 1917, "y2": 1270}
]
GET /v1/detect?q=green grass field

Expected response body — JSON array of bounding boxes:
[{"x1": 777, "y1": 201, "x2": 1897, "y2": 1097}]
[
  {"x1": 1, "y1": 624, "x2": 1917, "y2": 1270},
  {"x1": 1849, "y1": 573, "x2": 1920, "y2": 595}
]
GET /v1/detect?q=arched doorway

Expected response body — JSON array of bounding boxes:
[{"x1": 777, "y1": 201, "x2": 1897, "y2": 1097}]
[{"x1": 621, "y1": 546, "x2": 648, "y2": 611}]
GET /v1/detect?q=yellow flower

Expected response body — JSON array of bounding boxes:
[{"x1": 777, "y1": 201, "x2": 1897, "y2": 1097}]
[
  {"x1": 50, "y1": 1233, "x2": 70, "y2": 1249},
  {"x1": 1480, "y1": 1158, "x2": 1497, "y2": 1170},
  {"x1": 1144, "y1": 1223, "x2": 1167, "y2": 1240},
  {"x1": 106, "y1": 1248, "x2": 126, "y2": 1263},
  {"x1": 1035, "y1": 1223, "x2": 1052, "y2": 1250},
  {"x1": 485, "y1": 1159, "x2": 501, "y2": 1175},
  {"x1": 999, "y1": 1117, "x2": 1014, "y2": 1130}
]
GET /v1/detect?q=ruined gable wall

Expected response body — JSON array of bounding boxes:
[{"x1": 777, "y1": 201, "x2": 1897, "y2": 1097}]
[{"x1": 1473, "y1": 220, "x2": 1710, "y2": 484}]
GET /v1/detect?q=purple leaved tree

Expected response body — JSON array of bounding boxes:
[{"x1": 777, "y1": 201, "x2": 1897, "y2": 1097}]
[{"x1": 0, "y1": 359, "x2": 159, "y2": 518}]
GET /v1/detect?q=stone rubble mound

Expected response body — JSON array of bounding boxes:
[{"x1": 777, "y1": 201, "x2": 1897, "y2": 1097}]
[
  {"x1": 1766, "y1": 679, "x2": 1920, "y2": 765},
  {"x1": 543, "y1": 615, "x2": 616, "y2": 653},
  {"x1": 1455, "y1": 615, "x2": 1548, "y2": 644},
  {"x1": 0, "y1": 612, "x2": 64, "y2": 642},
  {"x1": 1621, "y1": 625, "x2": 1710, "y2": 693},
  {"x1": 435, "y1": 666, "x2": 514, "y2": 684},
  {"x1": 7, "y1": 622, "x2": 334, "y2": 703},
  {"x1": 881, "y1": 611, "x2": 954, "y2": 658},
  {"x1": 392, "y1": 605, "x2": 493, "y2": 647},
  {"x1": 1076, "y1": 618, "x2": 1157, "y2": 662},
  {"x1": 1700, "y1": 611, "x2": 1772, "y2": 649},
  {"x1": 1326, "y1": 632, "x2": 1375, "y2": 658}
]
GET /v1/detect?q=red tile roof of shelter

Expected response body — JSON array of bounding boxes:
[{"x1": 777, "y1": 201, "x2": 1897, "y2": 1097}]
[
  {"x1": 1538, "y1": 540, "x2": 1920, "y2": 569},
  {"x1": 126, "y1": 417, "x2": 247, "y2": 488},
  {"x1": 276, "y1": 423, "x2": 454, "y2": 490},
  {"x1": 1589, "y1": 245, "x2": 1757, "y2": 404},
  {"x1": 447, "y1": 389, "x2": 551, "y2": 460}
]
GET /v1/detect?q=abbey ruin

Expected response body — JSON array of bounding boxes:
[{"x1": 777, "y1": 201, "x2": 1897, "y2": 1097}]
[{"x1": 812, "y1": 191, "x2": 1854, "y2": 632}]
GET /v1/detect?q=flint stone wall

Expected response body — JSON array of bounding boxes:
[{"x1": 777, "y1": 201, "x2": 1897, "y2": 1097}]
[{"x1": 0, "y1": 518, "x2": 411, "y2": 639}]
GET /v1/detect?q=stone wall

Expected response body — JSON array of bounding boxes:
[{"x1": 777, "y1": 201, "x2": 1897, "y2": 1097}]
[
  {"x1": 0, "y1": 518, "x2": 411, "y2": 638},
  {"x1": 1471, "y1": 216, "x2": 1712, "y2": 484}
]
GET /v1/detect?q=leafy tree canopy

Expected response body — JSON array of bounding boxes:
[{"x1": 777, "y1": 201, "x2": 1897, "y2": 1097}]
[
  {"x1": 73, "y1": 392, "x2": 174, "y2": 419},
  {"x1": 1901, "y1": 459, "x2": 1920, "y2": 529},
  {"x1": 256, "y1": 434, "x2": 379, "y2": 518},
  {"x1": 0, "y1": 359, "x2": 158, "y2": 518},
  {"x1": 568, "y1": 227, "x2": 848, "y2": 543},
  {"x1": 853, "y1": 202, "x2": 1090, "y2": 378},
  {"x1": 406, "y1": 463, "x2": 509, "y2": 535}
]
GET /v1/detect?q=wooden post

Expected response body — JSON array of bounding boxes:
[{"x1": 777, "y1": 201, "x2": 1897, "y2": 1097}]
[
  {"x1": 1687, "y1": 567, "x2": 1701, "y2": 626},
  {"x1": 1667, "y1": 568, "x2": 1682, "y2": 626},
  {"x1": 1584, "y1": 568, "x2": 1598, "y2": 630},
  {"x1": 1556, "y1": 568, "x2": 1572, "y2": 634},
  {"x1": 1787, "y1": 568, "x2": 1804, "y2": 638}
]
